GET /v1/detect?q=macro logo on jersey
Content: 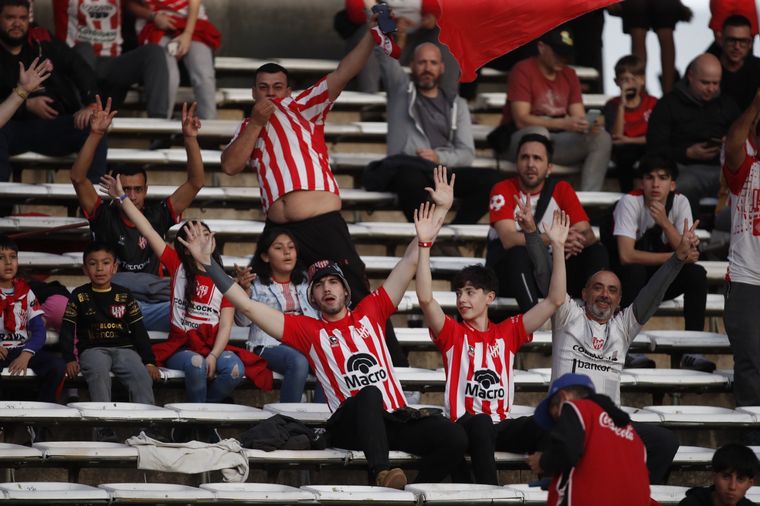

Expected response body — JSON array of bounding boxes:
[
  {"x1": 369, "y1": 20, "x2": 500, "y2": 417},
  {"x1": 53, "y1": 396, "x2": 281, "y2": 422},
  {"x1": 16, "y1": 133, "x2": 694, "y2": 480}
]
[
  {"x1": 343, "y1": 353, "x2": 387, "y2": 389},
  {"x1": 110, "y1": 305, "x2": 125, "y2": 319},
  {"x1": 465, "y1": 369, "x2": 505, "y2": 400}
]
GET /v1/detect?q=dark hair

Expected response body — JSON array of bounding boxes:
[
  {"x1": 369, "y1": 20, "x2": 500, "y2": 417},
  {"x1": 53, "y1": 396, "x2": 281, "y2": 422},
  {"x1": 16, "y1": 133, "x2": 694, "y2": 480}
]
[
  {"x1": 250, "y1": 227, "x2": 306, "y2": 285},
  {"x1": 712, "y1": 443, "x2": 759, "y2": 479},
  {"x1": 614, "y1": 54, "x2": 645, "y2": 77},
  {"x1": 451, "y1": 265, "x2": 499, "y2": 294},
  {"x1": 255, "y1": 63, "x2": 290, "y2": 85},
  {"x1": 174, "y1": 221, "x2": 223, "y2": 308},
  {"x1": 0, "y1": 234, "x2": 18, "y2": 254},
  {"x1": 82, "y1": 241, "x2": 116, "y2": 263},
  {"x1": 111, "y1": 165, "x2": 148, "y2": 185},
  {"x1": 517, "y1": 133, "x2": 554, "y2": 162},
  {"x1": 0, "y1": 0, "x2": 30, "y2": 10},
  {"x1": 636, "y1": 154, "x2": 679, "y2": 180},
  {"x1": 723, "y1": 14, "x2": 752, "y2": 31}
]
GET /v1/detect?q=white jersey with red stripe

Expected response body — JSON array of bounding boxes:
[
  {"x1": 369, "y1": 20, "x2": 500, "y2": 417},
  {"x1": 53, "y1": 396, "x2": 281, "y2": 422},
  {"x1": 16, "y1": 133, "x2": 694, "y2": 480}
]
[
  {"x1": 54, "y1": 0, "x2": 123, "y2": 57},
  {"x1": 433, "y1": 315, "x2": 531, "y2": 422},
  {"x1": 0, "y1": 287, "x2": 44, "y2": 349},
  {"x1": 723, "y1": 139, "x2": 760, "y2": 285},
  {"x1": 229, "y1": 77, "x2": 340, "y2": 213},
  {"x1": 282, "y1": 288, "x2": 405, "y2": 413}
]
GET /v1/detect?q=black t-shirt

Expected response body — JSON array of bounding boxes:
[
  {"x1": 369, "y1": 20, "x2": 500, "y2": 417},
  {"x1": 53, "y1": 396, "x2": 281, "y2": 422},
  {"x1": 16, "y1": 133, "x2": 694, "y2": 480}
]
[
  {"x1": 86, "y1": 197, "x2": 178, "y2": 275},
  {"x1": 59, "y1": 283, "x2": 154, "y2": 364},
  {"x1": 722, "y1": 56, "x2": 760, "y2": 111},
  {"x1": 414, "y1": 92, "x2": 451, "y2": 149}
]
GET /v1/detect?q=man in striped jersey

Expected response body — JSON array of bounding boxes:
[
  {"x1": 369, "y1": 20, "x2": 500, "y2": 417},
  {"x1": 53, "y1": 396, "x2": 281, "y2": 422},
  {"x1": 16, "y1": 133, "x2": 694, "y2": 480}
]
[
  {"x1": 220, "y1": 19, "x2": 411, "y2": 369},
  {"x1": 178, "y1": 169, "x2": 467, "y2": 489}
]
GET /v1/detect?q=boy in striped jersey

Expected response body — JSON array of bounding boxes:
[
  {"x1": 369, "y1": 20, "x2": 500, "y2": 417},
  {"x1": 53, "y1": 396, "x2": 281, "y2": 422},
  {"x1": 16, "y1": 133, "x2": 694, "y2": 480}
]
[
  {"x1": 178, "y1": 168, "x2": 468, "y2": 489},
  {"x1": 415, "y1": 204, "x2": 569, "y2": 484}
]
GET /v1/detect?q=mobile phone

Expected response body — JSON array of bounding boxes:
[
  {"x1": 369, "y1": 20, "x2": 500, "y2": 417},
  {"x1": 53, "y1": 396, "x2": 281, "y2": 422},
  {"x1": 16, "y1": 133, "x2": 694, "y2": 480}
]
[
  {"x1": 372, "y1": 2, "x2": 397, "y2": 34},
  {"x1": 585, "y1": 109, "x2": 601, "y2": 125}
]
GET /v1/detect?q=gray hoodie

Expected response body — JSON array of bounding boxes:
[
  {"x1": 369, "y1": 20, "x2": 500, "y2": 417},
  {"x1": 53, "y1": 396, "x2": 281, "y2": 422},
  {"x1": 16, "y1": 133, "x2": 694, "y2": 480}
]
[{"x1": 375, "y1": 47, "x2": 475, "y2": 167}]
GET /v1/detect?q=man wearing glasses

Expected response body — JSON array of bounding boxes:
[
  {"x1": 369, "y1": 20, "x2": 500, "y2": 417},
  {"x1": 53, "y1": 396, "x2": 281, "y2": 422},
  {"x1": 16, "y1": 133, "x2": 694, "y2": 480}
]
[{"x1": 714, "y1": 14, "x2": 760, "y2": 111}]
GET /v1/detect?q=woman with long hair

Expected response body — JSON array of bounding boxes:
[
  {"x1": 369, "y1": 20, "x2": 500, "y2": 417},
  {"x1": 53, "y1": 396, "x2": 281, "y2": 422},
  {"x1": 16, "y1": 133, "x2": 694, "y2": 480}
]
[{"x1": 234, "y1": 227, "x2": 320, "y2": 403}]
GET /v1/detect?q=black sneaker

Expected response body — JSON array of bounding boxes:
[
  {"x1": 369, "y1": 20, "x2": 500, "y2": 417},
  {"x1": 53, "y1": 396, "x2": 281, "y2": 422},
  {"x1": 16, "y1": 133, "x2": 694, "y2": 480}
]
[
  {"x1": 680, "y1": 354, "x2": 717, "y2": 373},
  {"x1": 625, "y1": 353, "x2": 656, "y2": 368}
]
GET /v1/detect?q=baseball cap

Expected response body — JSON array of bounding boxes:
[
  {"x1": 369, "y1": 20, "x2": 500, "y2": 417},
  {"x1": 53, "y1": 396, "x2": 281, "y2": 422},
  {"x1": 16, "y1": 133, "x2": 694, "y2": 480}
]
[
  {"x1": 534, "y1": 373, "x2": 596, "y2": 430},
  {"x1": 307, "y1": 260, "x2": 352, "y2": 309},
  {"x1": 539, "y1": 28, "x2": 575, "y2": 60}
]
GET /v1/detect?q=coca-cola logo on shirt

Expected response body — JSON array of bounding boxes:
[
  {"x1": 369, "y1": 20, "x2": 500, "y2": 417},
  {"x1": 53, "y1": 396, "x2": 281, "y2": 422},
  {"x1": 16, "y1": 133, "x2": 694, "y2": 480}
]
[{"x1": 599, "y1": 411, "x2": 635, "y2": 441}]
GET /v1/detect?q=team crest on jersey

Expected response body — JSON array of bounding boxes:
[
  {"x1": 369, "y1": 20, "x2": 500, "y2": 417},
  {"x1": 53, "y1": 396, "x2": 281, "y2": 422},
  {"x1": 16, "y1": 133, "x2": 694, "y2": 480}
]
[
  {"x1": 343, "y1": 353, "x2": 387, "y2": 389},
  {"x1": 465, "y1": 369, "x2": 505, "y2": 400},
  {"x1": 138, "y1": 236, "x2": 147, "y2": 250},
  {"x1": 488, "y1": 343, "x2": 500, "y2": 357},
  {"x1": 110, "y1": 305, "x2": 126, "y2": 319},
  {"x1": 592, "y1": 336, "x2": 604, "y2": 350},
  {"x1": 196, "y1": 284, "x2": 209, "y2": 298},
  {"x1": 354, "y1": 324, "x2": 372, "y2": 340}
]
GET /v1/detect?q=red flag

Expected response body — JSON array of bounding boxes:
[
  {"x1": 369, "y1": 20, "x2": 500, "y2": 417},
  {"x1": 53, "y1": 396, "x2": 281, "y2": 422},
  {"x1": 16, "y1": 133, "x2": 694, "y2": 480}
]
[{"x1": 436, "y1": 0, "x2": 620, "y2": 82}]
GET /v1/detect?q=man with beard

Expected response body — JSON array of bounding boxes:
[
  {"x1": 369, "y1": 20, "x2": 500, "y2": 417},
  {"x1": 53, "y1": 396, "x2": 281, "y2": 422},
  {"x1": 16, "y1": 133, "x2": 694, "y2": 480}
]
[
  {"x1": 487, "y1": 133, "x2": 608, "y2": 310},
  {"x1": 363, "y1": 42, "x2": 504, "y2": 225},
  {"x1": 0, "y1": 0, "x2": 105, "y2": 183}
]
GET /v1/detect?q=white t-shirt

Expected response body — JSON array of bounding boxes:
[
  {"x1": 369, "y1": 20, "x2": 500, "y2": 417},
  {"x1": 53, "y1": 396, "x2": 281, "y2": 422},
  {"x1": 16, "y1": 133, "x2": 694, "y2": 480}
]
[
  {"x1": 613, "y1": 190, "x2": 692, "y2": 246},
  {"x1": 551, "y1": 296, "x2": 642, "y2": 405}
]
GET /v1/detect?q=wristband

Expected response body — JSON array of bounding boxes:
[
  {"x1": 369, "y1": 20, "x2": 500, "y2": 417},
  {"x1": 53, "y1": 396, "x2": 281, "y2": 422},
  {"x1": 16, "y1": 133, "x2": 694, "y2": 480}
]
[
  {"x1": 117, "y1": 194, "x2": 128, "y2": 204},
  {"x1": 203, "y1": 259, "x2": 235, "y2": 293},
  {"x1": 208, "y1": 352, "x2": 218, "y2": 359},
  {"x1": 418, "y1": 241, "x2": 433, "y2": 248},
  {"x1": 14, "y1": 86, "x2": 28, "y2": 100}
]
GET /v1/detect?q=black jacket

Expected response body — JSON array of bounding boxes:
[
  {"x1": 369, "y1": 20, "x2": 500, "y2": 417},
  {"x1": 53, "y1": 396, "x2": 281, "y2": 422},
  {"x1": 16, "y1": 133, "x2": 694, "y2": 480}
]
[
  {"x1": 679, "y1": 485, "x2": 755, "y2": 505},
  {"x1": 646, "y1": 79, "x2": 740, "y2": 165},
  {"x1": 0, "y1": 27, "x2": 98, "y2": 120}
]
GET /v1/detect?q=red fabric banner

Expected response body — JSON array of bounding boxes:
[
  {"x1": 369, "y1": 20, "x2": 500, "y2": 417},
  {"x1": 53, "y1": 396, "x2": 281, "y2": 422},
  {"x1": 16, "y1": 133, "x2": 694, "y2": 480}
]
[{"x1": 436, "y1": 0, "x2": 620, "y2": 81}]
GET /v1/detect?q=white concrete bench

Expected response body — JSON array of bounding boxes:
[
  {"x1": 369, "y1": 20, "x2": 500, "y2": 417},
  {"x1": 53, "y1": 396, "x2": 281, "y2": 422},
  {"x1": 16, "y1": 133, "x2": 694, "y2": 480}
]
[
  {"x1": 198, "y1": 483, "x2": 318, "y2": 504},
  {"x1": 301, "y1": 485, "x2": 418, "y2": 505},
  {"x1": 642, "y1": 405, "x2": 755, "y2": 427},
  {"x1": 98, "y1": 483, "x2": 216, "y2": 503},
  {"x1": 0, "y1": 482, "x2": 110, "y2": 503},
  {"x1": 406, "y1": 483, "x2": 522, "y2": 504},
  {"x1": 474, "y1": 92, "x2": 609, "y2": 111}
]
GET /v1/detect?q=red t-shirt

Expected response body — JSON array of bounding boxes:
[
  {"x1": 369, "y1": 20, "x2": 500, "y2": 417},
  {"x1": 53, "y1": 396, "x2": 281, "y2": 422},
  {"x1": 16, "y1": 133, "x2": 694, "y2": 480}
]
[
  {"x1": 433, "y1": 315, "x2": 531, "y2": 422},
  {"x1": 501, "y1": 57, "x2": 583, "y2": 126},
  {"x1": 282, "y1": 288, "x2": 406, "y2": 413},
  {"x1": 488, "y1": 178, "x2": 588, "y2": 233},
  {"x1": 603, "y1": 94, "x2": 658, "y2": 138},
  {"x1": 547, "y1": 399, "x2": 650, "y2": 506},
  {"x1": 710, "y1": 0, "x2": 759, "y2": 35}
]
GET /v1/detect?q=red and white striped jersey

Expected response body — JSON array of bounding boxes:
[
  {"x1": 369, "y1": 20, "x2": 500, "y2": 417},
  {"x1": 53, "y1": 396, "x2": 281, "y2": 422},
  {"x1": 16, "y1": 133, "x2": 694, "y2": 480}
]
[
  {"x1": 282, "y1": 288, "x2": 405, "y2": 413},
  {"x1": 229, "y1": 77, "x2": 340, "y2": 213},
  {"x1": 160, "y1": 245, "x2": 232, "y2": 343},
  {"x1": 53, "y1": 0, "x2": 123, "y2": 57},
  {"x1": 433, "y1": 315, "x2": 531, "y2": 422},
  {"x1": 0, "y1": 285, "x2": 44, "y2": 349},
  {"x1": 142, "y1": 0, "x2": 208, "y2": 19}
]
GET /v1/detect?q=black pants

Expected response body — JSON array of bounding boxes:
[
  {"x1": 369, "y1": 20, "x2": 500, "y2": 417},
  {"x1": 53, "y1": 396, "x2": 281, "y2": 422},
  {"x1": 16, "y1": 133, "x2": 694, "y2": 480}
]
[
  {"x1": 390, "y1": 166, "x2": 505, "y2": 224},
  {"x1": 327, "y1": 386, "x2": 467, "y2": 482},
  {"x1": 263, "y1": 212, "x2": 407, "y2": 366},
  {"x1": 725, "y1": 282, "x2": 760, "y2": 407},
  {"x1": 491, "y1": 242, "x2": 609, "y2": 311},
  {"x1": 0, "y1": 116, "x2": 107, "y2": 183},
  {"x1": 632, "y1": 421, "x2": 679, "y2": 485},
  {"x1": 618, "y1": 262, "x2": 707, "y2": 331},
  {"x1": 0, "y1": 348, "x2": 66, "y2": 403}
]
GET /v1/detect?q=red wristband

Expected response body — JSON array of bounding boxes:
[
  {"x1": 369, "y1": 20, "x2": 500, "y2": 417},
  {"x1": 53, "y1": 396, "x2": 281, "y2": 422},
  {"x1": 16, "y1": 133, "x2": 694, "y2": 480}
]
[{"x1": 418, "y1": 241, "x2": 433, "y2": 248}]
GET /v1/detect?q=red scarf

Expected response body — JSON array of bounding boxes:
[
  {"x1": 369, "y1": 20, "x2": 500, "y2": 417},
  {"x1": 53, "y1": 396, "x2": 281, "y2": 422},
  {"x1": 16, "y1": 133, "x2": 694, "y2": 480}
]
[{"x1": 0, "y1": 278, "x2": 32, "y2": 333}]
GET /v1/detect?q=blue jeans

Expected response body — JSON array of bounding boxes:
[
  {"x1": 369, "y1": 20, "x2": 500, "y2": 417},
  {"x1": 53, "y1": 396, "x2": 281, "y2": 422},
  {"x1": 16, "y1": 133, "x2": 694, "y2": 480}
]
[
  {"x1": 166, "y1": 349, "x2": 244, "y2": 403},
  {"x1": 138, "y1": 301, "x2": 170, "y2": 332},
  {"x1": 258, "y1": 344, "x2": 311, "y2": 403}
]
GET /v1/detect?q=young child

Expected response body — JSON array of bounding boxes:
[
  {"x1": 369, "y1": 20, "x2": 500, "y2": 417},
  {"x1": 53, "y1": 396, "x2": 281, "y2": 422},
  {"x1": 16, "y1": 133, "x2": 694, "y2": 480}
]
[
  {"x1": 612, "y1": 154, "x2": 712, "y2": 371},
  {"x1": 415, "y1": 204, "x2": 569, "y2": 485},
  {"x1": 603, "y1": 55, "x2": 658, "y2": 192},
  {"x1": 0, "y1": 234, "x2": 65, "y2": 403},
  {"x1": 680, "y1": 443, "x2": 758, "y2": 506},
  {"x1": 60, "y1": 242, "x2": 159, "y2": 441}
]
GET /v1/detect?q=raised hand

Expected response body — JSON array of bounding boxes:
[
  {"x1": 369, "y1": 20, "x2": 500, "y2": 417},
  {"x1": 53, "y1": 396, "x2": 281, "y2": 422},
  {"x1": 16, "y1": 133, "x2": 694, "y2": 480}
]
[
  {"x1": 181, "y1": 102, "x2": 201, "y2": 137},
  {"x1": 545, "y1": 209, "x2": 570, "y2": 246},
  {"x1": 176, "y1": 220, "x2": 216, "y2": 266},
  {"x1": 17, "y1": 57, "x2": 52, "y2": 94},
  {"x1": 424, "y1": 165, "x2": 456, "y2": 211},
  {"x1": 414, "y1": 201, "x2": 443, "y2": 243},
  {"x1": 514, "y1": 193, "x2": 537, "y2": 233},
  {"x1": 99, "y1": 174, "x2": 125, "y2": 200},
  {"x1": 90, "y1": 95, "x2": 118, "y2": 135},
  {"x1": 675, "y1": 219, "x2": 700, "y2": 263}
]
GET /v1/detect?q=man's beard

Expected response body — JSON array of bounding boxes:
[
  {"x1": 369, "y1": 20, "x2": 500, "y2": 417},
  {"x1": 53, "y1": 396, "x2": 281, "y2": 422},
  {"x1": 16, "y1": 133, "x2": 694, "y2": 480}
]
[
  {"x1": 586, "y1": 302, "x2": 615, "y2": 321},
  {"x1": 0, "y1": 30, "x2": 25, "y2": 48},
  {"x1": 414, "y1": 73, "x2": 438, "y2": 91}
]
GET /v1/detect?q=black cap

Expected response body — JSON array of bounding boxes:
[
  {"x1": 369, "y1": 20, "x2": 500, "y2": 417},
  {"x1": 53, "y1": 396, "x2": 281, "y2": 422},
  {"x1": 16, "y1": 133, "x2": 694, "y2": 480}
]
[
  {"x1": 307, "y1": 260, "x2": 352, "y2": 309},
  {"x1": 540, "y1": 28, "x2": 575, "y2": 59}
]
